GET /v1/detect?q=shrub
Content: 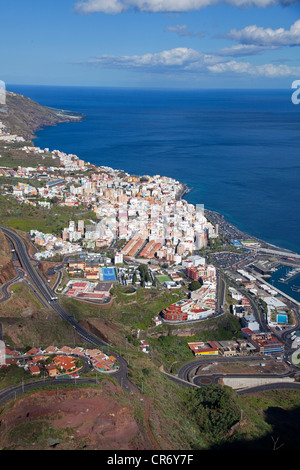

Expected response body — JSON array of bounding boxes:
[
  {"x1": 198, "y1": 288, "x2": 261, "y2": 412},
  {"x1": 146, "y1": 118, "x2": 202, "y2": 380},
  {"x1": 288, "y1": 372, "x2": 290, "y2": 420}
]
[{"x1": 187, "y1": 384, "x2": 241, "y2": 439}]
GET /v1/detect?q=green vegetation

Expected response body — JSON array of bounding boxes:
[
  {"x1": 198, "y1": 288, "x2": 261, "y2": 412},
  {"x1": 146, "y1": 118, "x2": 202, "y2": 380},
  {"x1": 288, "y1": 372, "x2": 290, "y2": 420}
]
[
  {"x1": 0, "y1": 194, "x2": 97, "y2": 234},
  {"x1": 61, "y1": 296, "x2": 101, "y2": 322},
  {"x1": 61, "y1": 283, "x2": 186, "y2": 331},
  {"x1": 5, "y1": 420, "x2": 68, "y2": 449},
  {"x1": 137, "y1": 264, "x2": 151, "y2": 287},
  {"x1": 0, "y1": 141, "x2": 60, "y2": 168},
  {"x1": 0, "y1": 175, "x2": 45, "y2": 187},
  {"x1": 148, "y1": 313, "x2": 242, "y2": 371},
  {"x1": 127, "y1": 348, "x2": 300, "y2": 450},
  {"x1": 118, "y1": 285, "x2": 136, "y2": 295},
  {"x1": 0, "y1": 365, "x2": 28, "y2": 390},
  {"x1": 156, "y1": 275, "x2": 172, "y2": 284},
  {"x1": 126, "y1": 350, "x2": 208, "y2": 449},
  {"x1": 0, "y1": 89, "x2": 299, "y2": 449},
  {"x1": 186, "y1": 384, "x2": 241, "y2": 442},
  {"x1": 188, "y1": 280, "x2": 202, "y2": 291},
  {"x1": 2, "y1": 91, "x2": 83, "y2": 140},
  {"x1": 148, "y1": 334, "x2": 197, "y2": 369}
]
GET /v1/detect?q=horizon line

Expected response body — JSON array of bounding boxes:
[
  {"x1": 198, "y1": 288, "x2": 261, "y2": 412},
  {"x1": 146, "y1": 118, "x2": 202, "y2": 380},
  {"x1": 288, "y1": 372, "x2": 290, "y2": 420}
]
[{"x1": 6, "y1": 83, "x2": 292, "y2": 92}]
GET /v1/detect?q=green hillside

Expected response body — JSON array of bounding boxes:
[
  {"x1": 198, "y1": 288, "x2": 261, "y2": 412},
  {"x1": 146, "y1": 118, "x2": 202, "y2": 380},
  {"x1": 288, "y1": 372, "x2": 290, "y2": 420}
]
[{"x1": 0, "y1": 90, "x2": 84, "y2": 140}]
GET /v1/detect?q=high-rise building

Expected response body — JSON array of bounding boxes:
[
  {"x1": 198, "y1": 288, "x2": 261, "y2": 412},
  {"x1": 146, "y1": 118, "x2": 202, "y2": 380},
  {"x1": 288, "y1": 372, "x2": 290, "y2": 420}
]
[{"x1": 78, "y1": 220, "x2": 85, "y2": 234}]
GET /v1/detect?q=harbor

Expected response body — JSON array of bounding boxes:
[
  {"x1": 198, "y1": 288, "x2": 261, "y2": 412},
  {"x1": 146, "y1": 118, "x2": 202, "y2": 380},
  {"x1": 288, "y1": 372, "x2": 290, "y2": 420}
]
[
  {"x1": 269, "y1": 265, "x2": 300, "y2": 304},
  {"x1": 278, "y1": 267, "x2": 300, "y2": 284}
]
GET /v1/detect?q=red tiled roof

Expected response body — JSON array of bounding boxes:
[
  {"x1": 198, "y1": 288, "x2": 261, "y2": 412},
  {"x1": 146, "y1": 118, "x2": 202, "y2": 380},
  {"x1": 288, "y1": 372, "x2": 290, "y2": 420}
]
[
  {"x1": 29, "y1": 365, "x2": 40, "y2": 374},
  {"x1": 72, "y1": 282, "x2": 87, "y2": 288}
]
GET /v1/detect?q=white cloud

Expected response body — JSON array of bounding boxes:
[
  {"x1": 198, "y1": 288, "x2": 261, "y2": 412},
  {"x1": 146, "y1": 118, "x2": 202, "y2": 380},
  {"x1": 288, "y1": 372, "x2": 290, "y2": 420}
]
[
  {"x1": 216, "y1": 44, "x2": 279, "y2": 56},
  {"x1": 165, "y1": 24, "x2": 189, "y2": 33},
  {"x1": 75, "y1": 0, "x2": 299, "y2": 14},
  {"x1": 83, "y1": 47, "x2": 220, "y2": 70},
  {"x1": 164, "y1": 24, "x2": 205, "y2": 37},
  {"x1": 81, "y1": 46, "x2": 300, "y2": 77},
  {"x1": 226, "y1": 19, "x2": 300, "y2": 47},
  {"x1": 208, "y1": 60, "x2": 300, "y2": 76},
  {"x1": 75, "y1": 0, "x2": 125, "y2": 14}
]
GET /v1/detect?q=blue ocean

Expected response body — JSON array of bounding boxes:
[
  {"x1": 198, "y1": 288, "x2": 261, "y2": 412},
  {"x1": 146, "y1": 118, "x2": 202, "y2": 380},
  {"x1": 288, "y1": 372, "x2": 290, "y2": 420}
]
[{"x1": 8, "y1": 85, "x2": 300, "y2": 255}]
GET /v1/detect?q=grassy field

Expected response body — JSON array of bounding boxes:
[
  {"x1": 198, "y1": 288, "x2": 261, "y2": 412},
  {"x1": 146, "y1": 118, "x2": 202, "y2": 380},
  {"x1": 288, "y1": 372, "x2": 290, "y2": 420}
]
[
  {"x1": 156, "y1": 275, "x2": 172, "y2": 284},
  {"x1": 0, "y1": 141, "x2": 60, "y2": 168},
  {"x1": 0, "y1": 194, "x2": 97, "y2": 234},
  {"x1": 147, "y1": 313, "x2": 242, "y2": 371},
  {"x1": 0, "y1": 280, "x2": 85, "y2": 351},
  {"x1": 62, "y1": 284, "x2": 186, "y2": 331}
]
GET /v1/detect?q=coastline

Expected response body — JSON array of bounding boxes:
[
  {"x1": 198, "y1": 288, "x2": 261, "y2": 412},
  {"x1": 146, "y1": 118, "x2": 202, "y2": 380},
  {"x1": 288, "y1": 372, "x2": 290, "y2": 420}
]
[
  {"x1": 177, "y1": 183, "x2": 298, "y2": 257},
  {"x1": 204, "y1": 207, "x2": 297, "y2": 255},
  {"x1": 19, "y1": 90, "x2": 298, "y2": 259},
  {"x1": 176, "y1": 183, "x2": 190, "y2": 201},
  {"x1": 46, "y1": 106, "x2": 86, "y2": 121},
  {"x1": 37, "y1": 136, "x2": 299, "y2": 258},
  {"x1": 7, "y1": 85, "x2": 300, "y2": 258}
]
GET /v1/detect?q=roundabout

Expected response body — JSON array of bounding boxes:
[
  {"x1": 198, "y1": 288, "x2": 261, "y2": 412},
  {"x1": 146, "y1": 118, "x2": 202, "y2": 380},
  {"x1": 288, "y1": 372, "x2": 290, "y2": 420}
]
[
  {"x1": 174, "y1": 355, "x2": 300, "y2": 393},
  {"x1": 193, "y1": 376, "x2": 215, "y2": 386},
  {"x1": 291, "y1": 349, "x2": 300, "y2": 366}
]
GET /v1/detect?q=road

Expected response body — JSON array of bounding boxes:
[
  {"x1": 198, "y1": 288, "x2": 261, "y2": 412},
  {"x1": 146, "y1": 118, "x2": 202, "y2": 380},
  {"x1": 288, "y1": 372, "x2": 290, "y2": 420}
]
[
  {"x1": 172, "y1": 355, "x2": 300, "y2": 393},
  {"x1": 2, "y1": 224, "x2": 300, "y2": 402},
  {"x1": 220, "y1": 267, "x2": 269, "y2": 332},
  {"x1": 0, "y1": 225, "x2": 136, "y2": 394},
  {"x1": 0, "y1": 270, "x2": 23, "y2": 303},
  {"x1": 0, "y1": 377, "x2": 98, "y2": 406}
]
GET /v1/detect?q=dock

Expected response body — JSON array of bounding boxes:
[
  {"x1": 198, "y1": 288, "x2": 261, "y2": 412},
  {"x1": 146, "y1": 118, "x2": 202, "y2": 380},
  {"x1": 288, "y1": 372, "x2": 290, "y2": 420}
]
[{"x1": 278, "y1": 267, "x2": 300, "y2": 284}]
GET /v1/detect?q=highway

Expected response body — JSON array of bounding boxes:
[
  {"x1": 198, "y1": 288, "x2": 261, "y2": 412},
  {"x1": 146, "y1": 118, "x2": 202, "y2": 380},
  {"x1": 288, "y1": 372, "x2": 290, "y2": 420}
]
[
  {"x1": 2, "y1": 224, "x2": 300, "y2": 402},
  {"x1": 0, "y1": 225, "x2": 136, "y2": 394}
]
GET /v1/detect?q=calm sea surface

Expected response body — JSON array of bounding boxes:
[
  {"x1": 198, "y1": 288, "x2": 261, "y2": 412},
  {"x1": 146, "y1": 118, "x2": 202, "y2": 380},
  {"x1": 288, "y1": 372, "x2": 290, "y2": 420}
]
[{"x1": 9, "y1": 85, "x2": 300, "y2": 254}]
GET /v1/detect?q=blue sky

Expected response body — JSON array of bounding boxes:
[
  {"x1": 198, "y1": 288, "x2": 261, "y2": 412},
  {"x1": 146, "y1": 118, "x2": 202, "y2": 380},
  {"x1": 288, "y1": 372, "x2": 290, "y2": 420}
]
[{"x1": 1, "y1": 0, "x2": 300, "y2": 88}]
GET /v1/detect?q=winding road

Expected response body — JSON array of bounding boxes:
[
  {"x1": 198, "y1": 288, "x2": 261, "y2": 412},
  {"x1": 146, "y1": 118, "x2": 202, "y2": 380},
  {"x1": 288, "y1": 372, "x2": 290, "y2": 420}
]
[
  {"x1": 0, "y1": 225, "x2": 136, "y2": 395},
  {"x1": 173, "y1": 355, "x2": 300, "y2": 394},
  {"x1": 1, "y1": 224, "x2": 300, "y2": 407}
]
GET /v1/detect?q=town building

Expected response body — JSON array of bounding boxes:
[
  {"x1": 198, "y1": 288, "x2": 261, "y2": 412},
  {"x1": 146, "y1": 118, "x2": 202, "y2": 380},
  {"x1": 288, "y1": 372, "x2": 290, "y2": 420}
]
[
  {"x1": 241, "y1": 329, "x2": 284, "y2": 355},
  {"x1": 188, "y1": 342, "x2": 219, "y2": 357}
]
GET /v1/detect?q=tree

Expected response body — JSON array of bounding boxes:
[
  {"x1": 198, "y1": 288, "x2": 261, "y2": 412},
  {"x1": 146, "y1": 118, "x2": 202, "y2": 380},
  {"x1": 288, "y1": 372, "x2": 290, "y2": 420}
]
[
  {"x1": 138, "y1": 264, "x2": 150, "y2": 287},
  {"x1": 189, "y1": 280, "x2": 202, "y2": 291},
  {"x1": 187, "y1": 384, "x2": 241, "y2": 439}
]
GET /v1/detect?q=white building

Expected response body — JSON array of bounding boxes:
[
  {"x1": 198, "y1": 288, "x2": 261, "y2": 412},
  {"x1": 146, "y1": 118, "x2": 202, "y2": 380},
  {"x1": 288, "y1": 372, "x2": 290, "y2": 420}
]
[{"x1": 114, "y1": 252, "x2": 123, "y2": 265}]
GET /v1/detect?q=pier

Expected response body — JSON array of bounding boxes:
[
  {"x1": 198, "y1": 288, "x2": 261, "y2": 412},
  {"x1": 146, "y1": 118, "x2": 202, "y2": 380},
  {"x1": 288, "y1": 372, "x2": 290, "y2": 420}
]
[
  {"x1": 278, "y1": 267, "x2": 300, "y2": 284},
  {"x1": 251, "y1": 273, "x2": 300, "y2": 307}
]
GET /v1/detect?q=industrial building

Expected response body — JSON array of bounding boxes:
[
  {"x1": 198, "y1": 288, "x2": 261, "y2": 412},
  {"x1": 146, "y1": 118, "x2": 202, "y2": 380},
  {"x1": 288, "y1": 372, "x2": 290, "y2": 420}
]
[{"x1": 242, "y1": 328, "x2": 284, "y2": 355}]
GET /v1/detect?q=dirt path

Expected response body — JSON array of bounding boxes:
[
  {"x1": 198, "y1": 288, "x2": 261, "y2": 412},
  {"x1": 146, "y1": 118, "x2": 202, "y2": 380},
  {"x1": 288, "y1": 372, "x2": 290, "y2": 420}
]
[{"x1": 144, "y1": 397, "x2": 161, "y2": 450}]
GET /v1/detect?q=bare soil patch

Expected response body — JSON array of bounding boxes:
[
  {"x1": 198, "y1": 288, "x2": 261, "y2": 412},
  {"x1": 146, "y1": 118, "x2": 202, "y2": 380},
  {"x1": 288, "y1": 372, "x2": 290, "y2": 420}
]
[
  {"x1": 195, "y1": 359, "x2": 289, "y2": 376},
  {"x1": 0, "y1": 381, "x2": 151, "y2": 450}
]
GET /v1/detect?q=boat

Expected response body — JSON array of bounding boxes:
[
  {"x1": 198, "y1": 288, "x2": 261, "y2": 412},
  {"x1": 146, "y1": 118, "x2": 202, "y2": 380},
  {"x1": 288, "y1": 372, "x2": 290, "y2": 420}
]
[{"x1": 291, "y1": 285, "x2": 300, "y2": 292}]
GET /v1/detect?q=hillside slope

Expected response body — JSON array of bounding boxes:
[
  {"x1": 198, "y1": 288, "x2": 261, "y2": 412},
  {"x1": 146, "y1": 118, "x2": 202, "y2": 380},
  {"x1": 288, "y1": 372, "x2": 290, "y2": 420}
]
[
  {"x1": 0, "y1": 90, "x2": 84, "y2": 140},
  {"x1": 0, "y1": 228, "x2": 16, "y2": 286}
]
